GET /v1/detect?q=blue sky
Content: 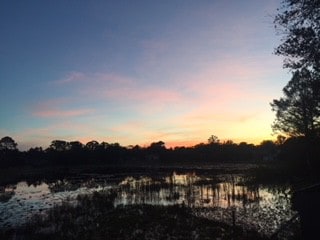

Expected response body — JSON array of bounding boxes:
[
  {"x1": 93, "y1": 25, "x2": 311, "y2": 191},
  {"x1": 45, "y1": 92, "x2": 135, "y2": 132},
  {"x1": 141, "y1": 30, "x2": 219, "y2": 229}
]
[{"x1": 0, "y1": 0, "x2": 289, "y2": 150}]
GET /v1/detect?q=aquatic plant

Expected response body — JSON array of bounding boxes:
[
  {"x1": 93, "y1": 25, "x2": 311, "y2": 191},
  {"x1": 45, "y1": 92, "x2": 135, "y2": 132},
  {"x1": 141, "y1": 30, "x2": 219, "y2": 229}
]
[{"x1": 19, "y1": 190, "x2": 269, "y2": 240}]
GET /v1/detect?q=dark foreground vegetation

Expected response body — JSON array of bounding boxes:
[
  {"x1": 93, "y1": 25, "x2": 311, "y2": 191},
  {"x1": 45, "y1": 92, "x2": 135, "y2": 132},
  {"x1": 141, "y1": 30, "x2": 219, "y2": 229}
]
[{"x1": 0, "y1": 190, "x2": 272, "y2": 240}]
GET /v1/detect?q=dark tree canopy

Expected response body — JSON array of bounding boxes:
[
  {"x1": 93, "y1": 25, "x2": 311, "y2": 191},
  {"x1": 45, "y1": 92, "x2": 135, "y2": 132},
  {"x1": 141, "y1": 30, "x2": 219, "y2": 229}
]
[
  {"x1": 272, "y1": 0, "x2": 320, "y2": 138},
  {"x1": 274, "y1": 0, "x2": 320, "y2": 70},
  {"x1": 0, "y1": 136, "x2": 18, "y2": 151},
  {"x1": 149, "y1": 141, "x2": 166, "y2": 151},
  {"x1": 271, "y1": 68, "x2": 320, "y2": 137},
  {"x1": 69, "y1": 141, "x2": 84, "y2": 150},
  {"x1": 49, "y1": 140, "x2": 70, "y2": 152},
  {"x1": 85, "y1": 140, "x2": 100, "y2": 151},
  {"x1": 208, "y1": 135, "x2": 219, "y2": 144}
]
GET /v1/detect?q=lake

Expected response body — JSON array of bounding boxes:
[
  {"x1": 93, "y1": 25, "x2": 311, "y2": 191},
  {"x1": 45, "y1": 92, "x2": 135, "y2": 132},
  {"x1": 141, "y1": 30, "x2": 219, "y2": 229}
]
[{"x1": 0, "y1": 167, "x2": 298, "y2": 237}]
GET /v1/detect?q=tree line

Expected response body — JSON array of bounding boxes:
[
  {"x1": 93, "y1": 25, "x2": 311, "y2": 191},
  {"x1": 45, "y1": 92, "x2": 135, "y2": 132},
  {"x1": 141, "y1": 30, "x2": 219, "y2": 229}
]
[{"x1": 1, "y1": 135, "x2": 319, "y2": 170}]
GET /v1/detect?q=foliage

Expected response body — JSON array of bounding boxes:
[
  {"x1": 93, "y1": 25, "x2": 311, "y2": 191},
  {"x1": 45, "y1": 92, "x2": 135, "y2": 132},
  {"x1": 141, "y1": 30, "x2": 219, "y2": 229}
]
[
  {"x1": 208, "y1": 135, "x2": 220, "y2": 144},
  {"x1": 0, "y1": 136, "x2": 17, "y2": 151},
  {"x1": 275, "y1": 135, "x2": 286, "y2": 145},
  {"x1": 85, "y1": 140, "x2": 99, "y2": 151},
  {"x1": 48, "y1": 140, "x2": 70, "y2": 152},
  {"x1": 272, "y1": 0, "x2": 320, "y2": 139},
  {"x1": 1, "y1": 135, "x2": 319, "y2": 174},
  {"x1": 271, "y1": 68, "x2": 320, "y2": 137},
  {"x1": 274, "y1": 0, "x2": 320, "y2": 70}
]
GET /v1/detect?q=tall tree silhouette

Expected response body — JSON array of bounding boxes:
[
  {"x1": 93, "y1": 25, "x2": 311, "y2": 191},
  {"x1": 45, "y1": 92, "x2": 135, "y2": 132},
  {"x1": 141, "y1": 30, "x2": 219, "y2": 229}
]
[
  {"x1": 272, "y1": 0, "x2": 320, "y2": 138},
  {"x1": 271, "y1": 68, "x2": 320, "y2": 138}
]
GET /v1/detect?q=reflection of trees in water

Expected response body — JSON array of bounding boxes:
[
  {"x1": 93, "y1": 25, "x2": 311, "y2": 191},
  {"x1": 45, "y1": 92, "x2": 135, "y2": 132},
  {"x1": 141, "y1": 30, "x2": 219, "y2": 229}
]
[
  {"x1": 48, "y1": 177, "x2": 108, "y2": 193},
  {"x1": 48, "y1": 179, "x2": 81, "y2": 193},
  {"x1": 72, "y1": 180, "x2": 292, "y2": 236},
  {"x1": 116, "y1": 173, "x2": 261, "y2": 208},
  {"x1": 0, "y1": 185, "x2": 15, "y2": 202}
]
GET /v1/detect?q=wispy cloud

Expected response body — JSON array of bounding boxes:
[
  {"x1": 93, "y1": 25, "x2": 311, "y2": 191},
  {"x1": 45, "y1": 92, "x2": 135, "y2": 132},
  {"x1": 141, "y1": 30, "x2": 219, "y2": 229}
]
[
  {"x1": 51, "y1": 71, "x2": 184, "y2": 114},
  {"x1": 54, "y1": 71, "x2": 86, "y2": 84},
  {"x1": 31, "y1": 98, "x2": 95, "y2": 118},
  {"x1": 34, "y1": 108, "x2": 94, "y2": 118}
]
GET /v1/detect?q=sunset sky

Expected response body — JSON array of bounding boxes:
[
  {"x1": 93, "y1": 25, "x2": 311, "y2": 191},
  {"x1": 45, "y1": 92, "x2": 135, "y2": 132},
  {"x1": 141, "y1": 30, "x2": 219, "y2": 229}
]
[{"x1": 0, "y1": 0, "x2": 289, "y2": 150}]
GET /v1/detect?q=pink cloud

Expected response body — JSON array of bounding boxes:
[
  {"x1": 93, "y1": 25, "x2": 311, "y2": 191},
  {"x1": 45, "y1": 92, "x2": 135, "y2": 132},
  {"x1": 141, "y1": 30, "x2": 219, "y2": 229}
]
[
  {"x1": 34, "y1": 108, "x2": 94, "y2": 118},
  {"x1": 177, "y1": 55, "x2": 283, "y2": 106},
  {"x1": 56, "y1": 71, "x2": 184, "y2": 112},
  {"x1": 104, "y1": 86, "x2": 182, "y2": 104},
  {"x1": 31, "y1": 97, "x2": 95, "y2": 119},
  {"x1": 55, "y1": 65, "x2": 271, "y2": 114}
]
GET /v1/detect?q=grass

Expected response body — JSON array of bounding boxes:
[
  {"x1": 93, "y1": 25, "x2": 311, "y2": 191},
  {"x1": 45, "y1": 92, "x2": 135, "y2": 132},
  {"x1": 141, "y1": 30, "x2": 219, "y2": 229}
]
[{"x1": 0, "y1": 190, "x2": 269, "y2": 240}]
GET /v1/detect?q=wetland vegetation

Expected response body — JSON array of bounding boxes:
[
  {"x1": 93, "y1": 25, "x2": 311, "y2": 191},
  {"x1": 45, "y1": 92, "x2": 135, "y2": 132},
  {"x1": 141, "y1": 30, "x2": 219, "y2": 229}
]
[
  {"x1": 0, "y1": 134, "x2": 319, "y2": 240},
  {"x1": 1, "y1": 133, "x2": 319, "y2": 239},
  {"x1": 0, "y1": 165, "x2": 304, "y2": 239}
]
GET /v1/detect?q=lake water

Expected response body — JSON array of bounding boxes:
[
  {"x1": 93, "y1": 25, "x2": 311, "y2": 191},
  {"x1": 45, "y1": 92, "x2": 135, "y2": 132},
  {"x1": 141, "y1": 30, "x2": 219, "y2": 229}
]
[{"x1": 0, "y1": 170, "x2": 297, "y2": 236}]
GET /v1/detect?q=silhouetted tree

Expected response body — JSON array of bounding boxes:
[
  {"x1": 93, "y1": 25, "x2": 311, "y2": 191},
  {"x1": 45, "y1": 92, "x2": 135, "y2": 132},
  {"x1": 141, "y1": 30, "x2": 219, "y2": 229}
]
[
  {"x1": 28, "y1": 147, "x2": 43, "y2": 152},
  {"x1": 271, "y1": 68, "x2": 320, "y2": 138},
  {"x1": 275, "y1": 135, "x2": 286, "y2": 145},
  {"x1": 223, "y1": 140, "x2": 234, "y2": 145},
  {"x1": 146, "y1": 141, "x2": 166, "y2": 164},
  {"x1": 274, "y1": 0, "x2": 320, "y2": 71},
  {"x1": 149, "y1": 141, "x2": 166, "y2": 150},
  {"x1": 0, "y1": 136, "x2": 17, "y2": 151},
  {"x1": 273, "y1": 0, "x2": 320, "y2": 169},
  {"x1": 85, "y1": 140, "x2": 99, "y2": 151},
  {"x1": 99, "y1": 141, "x2": 110, "y2": 150},
  {"x1": 238, "y1": 142, "x2": 255, "y2": 162},
  {"x1": 208, "y1": 135, "x2": 219, "y2": 144},
  {"x1": 259, "y1": 140, "x2": 277, "y2": 161},
  {"x1": 48, "y1": 140, "x2": 70, "y2": 151},
  {"x1": 0, "y1": 136, "x2": 20, "y2": 166},
  {"x1": 69, "y1": 141, "x2": 84, "y2": 151},
  {"x1": 26, "y1": 147, "x2": 46, "y2": 166},
  {"x1": 273, "y1": 0, "x2": 320, "y2": 138}
]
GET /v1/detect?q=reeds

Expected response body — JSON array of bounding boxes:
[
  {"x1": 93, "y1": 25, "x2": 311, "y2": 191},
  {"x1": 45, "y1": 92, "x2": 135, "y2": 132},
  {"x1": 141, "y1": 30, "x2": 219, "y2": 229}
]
[{"x1": 19, "y1": 190, "x2": 268, "y2": 240}]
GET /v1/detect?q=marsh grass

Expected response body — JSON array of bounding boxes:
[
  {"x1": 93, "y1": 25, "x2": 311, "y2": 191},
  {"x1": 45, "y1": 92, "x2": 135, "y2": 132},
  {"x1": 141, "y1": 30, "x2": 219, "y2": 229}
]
[
  {"x1": 9, "y1": 190, "x2": 269, "y2": 240},
  {"x1": 0, "y1": 164, "x2": 304, "y2": 239}
]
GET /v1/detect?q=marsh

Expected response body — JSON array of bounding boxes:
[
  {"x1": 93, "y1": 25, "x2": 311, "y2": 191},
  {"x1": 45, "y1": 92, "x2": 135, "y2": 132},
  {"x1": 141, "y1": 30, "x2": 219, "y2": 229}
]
[{"x1": 0, "y1": 166, "x2": 300, "y2": 239}]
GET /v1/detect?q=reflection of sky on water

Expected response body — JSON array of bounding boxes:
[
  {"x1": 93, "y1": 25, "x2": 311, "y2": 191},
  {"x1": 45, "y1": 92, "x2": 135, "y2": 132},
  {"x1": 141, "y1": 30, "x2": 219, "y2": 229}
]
[
  {"x1": 0, "y1": 181, "x2": 108, "y2": 229},
  {"x1": 116, "y1": 173, "x2": 261, "y2": 209},
  {"x1": 113, "y1": 173, "x2": 297, "y2": 235},
  {"x1": 0, "y1": 173, "x2": 297, "y2": 235}
]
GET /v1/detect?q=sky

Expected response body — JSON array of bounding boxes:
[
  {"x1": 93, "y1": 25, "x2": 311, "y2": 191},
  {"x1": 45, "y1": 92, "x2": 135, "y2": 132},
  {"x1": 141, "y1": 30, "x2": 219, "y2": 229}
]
[{"x1": 0, "y1": 0, "x2": 289, "y2": 150}]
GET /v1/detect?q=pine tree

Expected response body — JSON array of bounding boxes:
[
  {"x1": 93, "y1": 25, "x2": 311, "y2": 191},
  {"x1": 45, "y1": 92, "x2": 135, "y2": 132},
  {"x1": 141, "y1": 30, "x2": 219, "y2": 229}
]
[{"x1": 272, "y1": 0, "x2": 320, "y2": 138}]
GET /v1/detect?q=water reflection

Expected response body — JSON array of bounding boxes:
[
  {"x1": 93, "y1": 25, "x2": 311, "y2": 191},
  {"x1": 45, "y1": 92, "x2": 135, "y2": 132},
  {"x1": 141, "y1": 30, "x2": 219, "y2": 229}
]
[
  {"x1": 114, "y1": 172, "x2": 296, "y2": 235},
  {"x1": 0, "y1": 180, "x2": 108, "y2": 229},
  {"x1": 115, "y1": 173, "x2": 261, "y2": 209},
  {"x1": 0, "y1": 185, "x2": 15, "y2": 203},
  {"x1": 0, "y1": 172, "x2": 297, "y2": 236}
]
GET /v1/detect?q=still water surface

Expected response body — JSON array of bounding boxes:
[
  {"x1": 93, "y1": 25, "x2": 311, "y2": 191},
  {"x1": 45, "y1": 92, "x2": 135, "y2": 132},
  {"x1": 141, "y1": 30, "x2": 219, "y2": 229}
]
[{"x1": 0, "y1": 171, "x2": 297, "y2": 235}]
